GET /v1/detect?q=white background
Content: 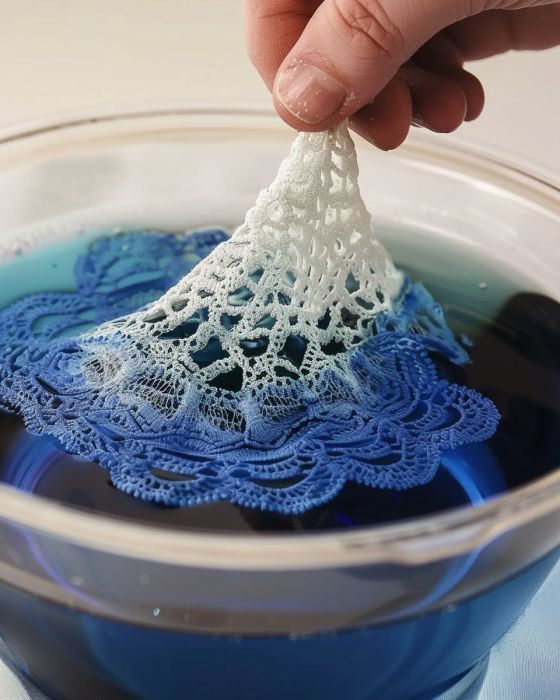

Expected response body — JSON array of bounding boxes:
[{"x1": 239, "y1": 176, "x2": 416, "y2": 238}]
[{"x1": 1, "y1": 0, "x2": 560, "y2": 176}]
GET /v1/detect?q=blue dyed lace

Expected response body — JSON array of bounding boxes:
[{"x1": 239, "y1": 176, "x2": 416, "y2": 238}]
[{"x1": 0, "y1": 229, "x2": 499, "y2": 513}]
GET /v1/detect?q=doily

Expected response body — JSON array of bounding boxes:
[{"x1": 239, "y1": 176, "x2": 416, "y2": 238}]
[{"x1": 0, "y1": 125, "x2": 499, "y2": 513}]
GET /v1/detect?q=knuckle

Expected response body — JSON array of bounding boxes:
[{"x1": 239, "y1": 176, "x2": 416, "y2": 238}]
[{"x1": 331, "y1": 0, "x2": 407, "y2": 61}]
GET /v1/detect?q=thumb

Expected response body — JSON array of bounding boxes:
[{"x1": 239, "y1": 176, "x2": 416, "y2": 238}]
[{"x1": 272, "y1": 0, "x2": 472, "y2": 129}]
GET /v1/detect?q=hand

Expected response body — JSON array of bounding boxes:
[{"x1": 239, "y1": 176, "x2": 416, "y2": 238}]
[{"x1": 245, "y1": 0, "x2": 560, "y2": 149}]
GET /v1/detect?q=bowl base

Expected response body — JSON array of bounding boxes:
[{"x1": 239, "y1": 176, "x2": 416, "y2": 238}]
[{"x1": 432, "y1": 654, "x2": 490, "y2": 700}]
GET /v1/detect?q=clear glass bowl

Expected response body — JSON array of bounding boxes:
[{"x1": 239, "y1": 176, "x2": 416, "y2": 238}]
[{"x1": 0, "y1": 109, "x2": 559, "y2": 700}]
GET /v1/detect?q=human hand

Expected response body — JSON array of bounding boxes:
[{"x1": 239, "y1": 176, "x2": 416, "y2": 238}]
[{"x1": 245, "y1": 0, "x2": 560, "y2": 149}]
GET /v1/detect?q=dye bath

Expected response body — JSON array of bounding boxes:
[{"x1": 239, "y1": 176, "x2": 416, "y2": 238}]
[{"x1": 0, "y1": 228, "x2": 558, "y2": 699}]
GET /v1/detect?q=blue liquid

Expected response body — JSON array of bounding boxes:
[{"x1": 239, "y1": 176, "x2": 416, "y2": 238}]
[
  {"x1": 0, "y1": 230, "x2": 555, "y2": 532},
  {"x1": 0, "y1": 547, "x2": 557, "y2": 700},
  {"x1": 1, "y1": 230, "x2": 560, "y2": 699},
  {"x1": 0, "y1": 422, "x2": 506, "y2": 531}
]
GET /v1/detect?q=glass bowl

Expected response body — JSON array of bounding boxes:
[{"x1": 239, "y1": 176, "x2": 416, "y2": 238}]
[{"x1": 0, "y1": 109, "x2": 559, "y2": 700}]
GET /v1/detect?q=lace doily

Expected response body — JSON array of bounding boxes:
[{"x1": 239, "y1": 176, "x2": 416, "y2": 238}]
[{"x1": 0, "y1": 125, "x2": 499, "y2": 513}]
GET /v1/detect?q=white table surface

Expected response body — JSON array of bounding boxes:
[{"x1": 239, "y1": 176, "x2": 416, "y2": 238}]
[{"x1": 0, "y1": 2, "x2": 559, "y2": 698}]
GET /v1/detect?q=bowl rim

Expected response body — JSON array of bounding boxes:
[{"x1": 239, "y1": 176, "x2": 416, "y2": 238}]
[{"x1": 0, "y1": 106, "x2": 559, "y2": 571}]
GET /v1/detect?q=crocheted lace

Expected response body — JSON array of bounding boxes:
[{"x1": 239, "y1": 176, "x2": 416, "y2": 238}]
[{"x1": 0, "y1": 125, "x2": 499, "y2": 513}]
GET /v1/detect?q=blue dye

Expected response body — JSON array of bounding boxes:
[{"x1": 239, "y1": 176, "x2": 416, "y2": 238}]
[
  {"x1": 0, "y1": 229, "x2": 498, "y2": 514},
  {"x1": 0, "y1": 230, "x2": 560, "y2": 699},
  {"x1": 0, "y1": 228, "x2": 558, "y2": 532}
]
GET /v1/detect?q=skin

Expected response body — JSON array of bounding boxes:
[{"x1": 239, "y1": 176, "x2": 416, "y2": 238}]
[{"x1": 244, "y1": 0, "x2": 560, "y2": 149}]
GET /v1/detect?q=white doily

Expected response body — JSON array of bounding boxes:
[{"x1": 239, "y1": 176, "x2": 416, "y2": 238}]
[{"x1": 82, "y1": 124, "x2": 403, "y2": 400}]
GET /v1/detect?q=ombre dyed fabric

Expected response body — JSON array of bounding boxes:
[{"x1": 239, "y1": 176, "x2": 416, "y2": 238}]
[
  {"x1": 0, "y1": 229, "x2": 498, "y2": 513},
  {"x1": 0, "y1": 125, "x2": 499, "y2": 513}
]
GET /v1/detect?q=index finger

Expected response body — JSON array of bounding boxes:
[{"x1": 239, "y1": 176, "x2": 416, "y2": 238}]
[{"x1": 244, "y1": 0, "x2": 322, "y2": 89}]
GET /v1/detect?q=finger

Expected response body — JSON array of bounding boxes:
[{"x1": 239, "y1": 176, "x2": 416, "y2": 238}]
[
  {"x1": 446, "y1": 5, "x2": 560, "y2": 61},
  {"x1": 412, "y1": 42, "x2": 484, "y2": 121},
  {"x1": 413, "y1": 31, "x2": 466, "y2": 66},
  {"x1": 399, "y1": 65, "x2": 467, "y2": 133},
  {"x1": 271, "y1": 0, "x2": 470, "y2": 130},
  {"x1": 244, "y1": 0, "x2": 322, "y2": 89},
  {"x1": 349, "y1": 77, "x2": 412, "y2": 150},
  {"x1": 429, "y1": 66, "x2": 484, "y2": 122}
]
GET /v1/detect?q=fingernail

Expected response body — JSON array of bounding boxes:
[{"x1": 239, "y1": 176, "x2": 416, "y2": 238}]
[
  {"x1": 275, "y1": 61, "x2": 347, "y2": 125},
  {"x1": 411, "y1": 117, "x2": 426, "y2": 129}
]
